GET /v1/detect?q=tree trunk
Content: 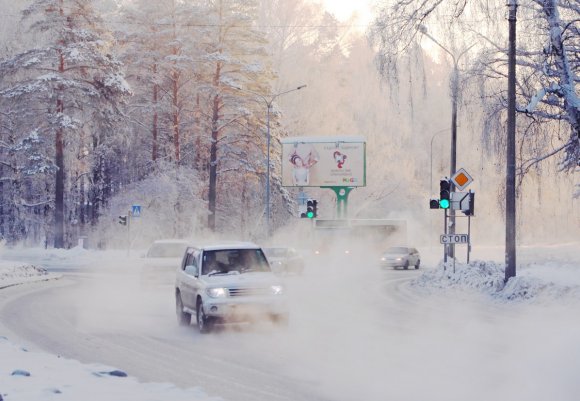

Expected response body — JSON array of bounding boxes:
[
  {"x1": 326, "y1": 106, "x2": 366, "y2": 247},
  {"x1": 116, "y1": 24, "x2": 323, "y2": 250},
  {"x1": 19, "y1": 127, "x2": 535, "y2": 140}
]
[
  {"x1": 172, "y1": 73, "x2": 180, "y2": 163},
  {"x1": 54, "y1": 0, "x2": 66, "y2": 248},
  {"x1": 54, "y1": 50, "x2": 65, "y2": 248},
  {"x1": 152, "y1": 64, "x2": 159, "y2": 162},
  {"x1": 207, "y1": 62, "x2": 222, "y2": 231},
  {"x1": 208, "y1": 93, "x2": 219, "y2": 231}
]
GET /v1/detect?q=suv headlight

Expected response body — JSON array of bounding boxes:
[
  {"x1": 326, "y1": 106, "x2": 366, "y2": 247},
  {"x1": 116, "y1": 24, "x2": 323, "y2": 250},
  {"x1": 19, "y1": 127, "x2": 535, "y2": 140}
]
[
  {"x1": 207, "y1": 287, "x2": 228, "y2": 298},
  {"x1": 271, "y1": 285, "x2": 284, "y2": 295}
]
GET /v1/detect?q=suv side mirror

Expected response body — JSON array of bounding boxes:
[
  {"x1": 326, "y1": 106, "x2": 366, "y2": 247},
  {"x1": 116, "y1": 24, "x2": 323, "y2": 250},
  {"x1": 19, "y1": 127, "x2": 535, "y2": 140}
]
[{"x1": 184, "y1": 265, "x2": 199, "y2": 277}]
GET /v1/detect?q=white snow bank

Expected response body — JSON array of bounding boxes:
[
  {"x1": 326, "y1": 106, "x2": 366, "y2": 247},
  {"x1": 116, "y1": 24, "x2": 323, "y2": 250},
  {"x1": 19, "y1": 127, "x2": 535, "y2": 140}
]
[
  {"x1": 0, "y1": 262, "x2": 60, "y2": 289},
  {"x1": 412, "y1": 259, "x2": 580, "y2": 302},
  {"x1": 0, "y1": 336, "x2": 220, "y2": 401},
  {"x1": 0, "y1": 244, "x2": 138, "y2": 271}
]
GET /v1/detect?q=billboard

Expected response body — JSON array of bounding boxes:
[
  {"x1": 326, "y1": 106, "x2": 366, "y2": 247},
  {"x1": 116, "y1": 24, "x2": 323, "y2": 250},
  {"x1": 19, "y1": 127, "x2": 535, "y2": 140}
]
[{"x1": 281, "y1": 136, "x2": 366, "y2": 187}]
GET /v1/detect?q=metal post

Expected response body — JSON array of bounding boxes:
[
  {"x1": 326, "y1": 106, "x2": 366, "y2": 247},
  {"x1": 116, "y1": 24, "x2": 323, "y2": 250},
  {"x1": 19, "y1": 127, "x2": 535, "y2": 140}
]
[
  {"x1": 443, "y1": 208, "x2": 448, "y2": 268},
  {"x1": 467, "y1": 214, "x2": 471, "y2": 264},
  {"x1": 505, "y1": 0, "x2": 518, "y2": 282},
  {"x1": 127, "y1": 210, "x2": 131, "y2": 257},
  {"x1": 266, "y1": 104, "x2": 271, "y2": 236},
  {"x1": 449, "y1": 63, "x2": 458, "y2": 260}
]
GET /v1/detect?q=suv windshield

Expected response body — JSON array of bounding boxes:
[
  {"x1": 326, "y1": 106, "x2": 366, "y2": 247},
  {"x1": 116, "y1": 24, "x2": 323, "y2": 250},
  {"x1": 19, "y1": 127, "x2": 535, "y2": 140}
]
[
  {"x1": 147, "y1": 242, "x2": 187, "y2": 258},
  {"x1": 202, "y1": 249, "x2": 270, "y2": 275}
]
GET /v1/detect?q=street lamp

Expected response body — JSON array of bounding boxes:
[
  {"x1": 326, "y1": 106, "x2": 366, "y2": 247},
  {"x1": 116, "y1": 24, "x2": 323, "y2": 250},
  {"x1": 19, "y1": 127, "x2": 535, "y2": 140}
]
[
  {"x1": 420, "y1": 25, "x2": 473, "y2": 257},
  {"x1": 235, "y1": 84, "x2": 307, "y2": 236},
  {"x1": 419, "y1": 25, "x2": 473, "y2": 181}
]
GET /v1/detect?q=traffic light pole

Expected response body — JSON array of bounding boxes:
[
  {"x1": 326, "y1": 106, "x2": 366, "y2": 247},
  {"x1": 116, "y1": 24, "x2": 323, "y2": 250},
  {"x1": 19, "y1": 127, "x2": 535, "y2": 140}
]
[
  {"x1": 443, "y1": 208, "x2": 448, "y2": 267},
  {"x1": 127, "y1": 210, "x2": 131, "y2": 256}
]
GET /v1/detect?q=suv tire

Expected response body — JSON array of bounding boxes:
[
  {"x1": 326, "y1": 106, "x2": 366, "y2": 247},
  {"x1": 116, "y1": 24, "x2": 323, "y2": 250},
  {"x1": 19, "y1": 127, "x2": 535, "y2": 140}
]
[
  {"x1": 196, "y1": 300, "x2": 214, "y2": 334},
  {"x1": 176, "y1": 292, "x2": 191, "y2": 326},
  {"x1": 415, "y1": 260, "x2": 421, "y2": 269}
]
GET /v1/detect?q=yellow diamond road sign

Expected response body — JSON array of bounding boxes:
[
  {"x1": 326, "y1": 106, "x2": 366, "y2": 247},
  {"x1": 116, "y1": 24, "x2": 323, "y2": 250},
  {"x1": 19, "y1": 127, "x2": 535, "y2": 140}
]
[{"x1": 451, "y1": 168, "x2": 473, "y2": 191}]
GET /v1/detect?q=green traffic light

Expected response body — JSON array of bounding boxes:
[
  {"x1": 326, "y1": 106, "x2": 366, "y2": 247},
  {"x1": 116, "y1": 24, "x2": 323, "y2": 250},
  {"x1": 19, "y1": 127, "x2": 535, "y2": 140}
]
[
  {"x1": 439, "y1": 199, "x2": 450, "y2": 209},
  {"x1": 306, "y1": 211, "x2": 314, "y2": 218}
]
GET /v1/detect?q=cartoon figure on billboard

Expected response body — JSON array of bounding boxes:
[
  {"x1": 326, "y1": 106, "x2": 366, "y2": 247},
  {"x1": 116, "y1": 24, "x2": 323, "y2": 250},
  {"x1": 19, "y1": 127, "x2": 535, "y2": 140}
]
[
  {"x1": 289, "y1": 143, "x2": 320, "y2": 185},
  {"x1": 333, "y1": 151, "x2": 347, "y2": 169}
]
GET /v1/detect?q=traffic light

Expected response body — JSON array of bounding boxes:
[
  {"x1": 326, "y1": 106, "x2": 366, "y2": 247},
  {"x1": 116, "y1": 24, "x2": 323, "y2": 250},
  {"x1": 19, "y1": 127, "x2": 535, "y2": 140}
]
[
  {"x1": 118, "y1": 215, "x2": 127, "y2": 226},
  {"x1": 429, "y1": 198, "x2": 440, "y2": 209},
  {"x1": 439, "y1": 179, "x2": 451, "y2": 209},
  {"x1": 306, "y1": 199, "x2": 318, "y2": 219}
]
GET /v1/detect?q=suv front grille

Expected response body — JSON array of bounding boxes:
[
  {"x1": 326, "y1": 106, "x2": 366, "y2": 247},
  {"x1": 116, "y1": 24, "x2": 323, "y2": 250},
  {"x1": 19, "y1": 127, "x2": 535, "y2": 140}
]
[{"x1": 228, "y1": 287, "x2": 271, "y2": 297}]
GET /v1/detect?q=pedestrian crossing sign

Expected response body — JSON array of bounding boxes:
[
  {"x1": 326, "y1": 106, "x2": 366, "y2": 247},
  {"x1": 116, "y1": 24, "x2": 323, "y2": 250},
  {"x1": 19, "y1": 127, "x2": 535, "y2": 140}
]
[{"x1": 132, "y1": 205, "x2": 141, "y2": 217}]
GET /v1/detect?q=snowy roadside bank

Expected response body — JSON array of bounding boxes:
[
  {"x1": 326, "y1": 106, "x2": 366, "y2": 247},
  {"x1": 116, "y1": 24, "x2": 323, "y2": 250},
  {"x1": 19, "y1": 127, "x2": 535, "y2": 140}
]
[
  {"x1": 0, "y1": 249, "x2": 220, "y2": 401},
  {"x1": 412, "y1": 259, "x2": 580, "y2": 303},
  {"x1": 0, "y1": 262, "x2": 61, "y2": 290},
  {"x1": 0, "y1": 336, "x2": 220, "y2": 401}
]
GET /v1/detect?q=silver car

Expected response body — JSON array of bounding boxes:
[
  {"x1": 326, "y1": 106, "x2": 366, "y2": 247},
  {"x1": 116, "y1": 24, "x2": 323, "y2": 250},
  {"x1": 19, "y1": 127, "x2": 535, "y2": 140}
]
[
  {"x1": 380, "y1": 246, "x2": 421, "y2": 269},
  {"x1": 141, "y1": 239, "x2": 190, "y2": 286}
]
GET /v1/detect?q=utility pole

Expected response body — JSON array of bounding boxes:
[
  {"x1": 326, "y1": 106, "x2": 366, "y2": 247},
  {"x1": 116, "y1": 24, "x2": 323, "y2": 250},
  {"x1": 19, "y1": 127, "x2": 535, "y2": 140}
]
[{"x1": 505, "y1": 0, "x2": 518, "y2": 282}]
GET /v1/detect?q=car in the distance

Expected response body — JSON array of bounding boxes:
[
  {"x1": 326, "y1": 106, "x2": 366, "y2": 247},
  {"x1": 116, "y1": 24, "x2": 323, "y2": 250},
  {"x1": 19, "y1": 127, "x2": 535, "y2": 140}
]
[
  {"x1": 141, "y1": 239, "x2": 190, "y2": 285},
  {"x1": 175, "y1": 242, "x2": 289, "y2": 333},
  {"x1": 263, "y1": 247, "x2": 305, "y2": 275},
  {"x1": 380, "y1": 246, "x2": 421, "y2": 269}
]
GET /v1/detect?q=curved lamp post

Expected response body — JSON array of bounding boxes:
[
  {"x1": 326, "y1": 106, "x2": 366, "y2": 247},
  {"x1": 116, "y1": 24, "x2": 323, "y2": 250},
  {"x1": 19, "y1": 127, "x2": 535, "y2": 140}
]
[
  {"x1": 420, "y1": 25, "x2": 473, "y2": 258},
  {"x1": 235, "y1": 84, "x2": 307, "y2": 236}
]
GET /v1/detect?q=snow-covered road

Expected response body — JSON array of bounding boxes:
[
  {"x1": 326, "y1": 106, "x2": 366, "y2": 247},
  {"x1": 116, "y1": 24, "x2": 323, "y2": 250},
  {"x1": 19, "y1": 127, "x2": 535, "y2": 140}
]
[{"x1": 1, "y1": 248, "x2": 580, "y2": 401}]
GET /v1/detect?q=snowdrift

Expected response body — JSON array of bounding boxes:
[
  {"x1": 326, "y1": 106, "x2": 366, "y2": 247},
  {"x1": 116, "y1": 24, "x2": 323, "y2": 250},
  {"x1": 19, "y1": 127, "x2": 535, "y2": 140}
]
[{"x1": 412, "y1": 259, "x2": 580, "y2": 302}]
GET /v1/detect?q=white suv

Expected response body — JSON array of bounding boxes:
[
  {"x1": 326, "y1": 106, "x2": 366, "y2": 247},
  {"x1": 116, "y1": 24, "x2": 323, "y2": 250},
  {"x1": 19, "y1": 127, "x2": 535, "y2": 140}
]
[{"x1": 175, "y1": 242, "x2": 289, "y2": 333}]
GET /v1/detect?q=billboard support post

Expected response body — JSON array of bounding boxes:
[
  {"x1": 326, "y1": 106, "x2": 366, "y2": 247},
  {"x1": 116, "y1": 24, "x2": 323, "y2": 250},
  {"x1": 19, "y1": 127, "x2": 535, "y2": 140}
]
[{"x1": 323, "y1": 186, "x2": 354, "y2": 219}]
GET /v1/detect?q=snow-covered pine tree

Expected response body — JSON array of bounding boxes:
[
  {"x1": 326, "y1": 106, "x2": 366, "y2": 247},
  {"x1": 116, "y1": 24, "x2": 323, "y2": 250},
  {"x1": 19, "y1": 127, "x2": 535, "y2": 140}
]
[
  {"x1": 118, "y1": 0, "x2": 203, "y2": 168},
  {"x1": 198, "y1": 0, "x2": 277, "y2": 233},
  {"x1": 0, "y1": 0, "x2": 130, "y2": 247}
]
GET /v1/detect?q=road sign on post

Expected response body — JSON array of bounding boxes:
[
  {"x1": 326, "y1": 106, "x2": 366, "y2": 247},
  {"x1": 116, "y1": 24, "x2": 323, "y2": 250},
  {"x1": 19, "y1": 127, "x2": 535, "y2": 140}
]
[
  {"x1": 451, "y1": 168, "x2": 473, "y2": 191},
  {"x1": 132, "y1": 205, "x2": 141, "y2": 217},
  {"x1": 450, "y1": 192, "x2": 473, "y2": 212}
]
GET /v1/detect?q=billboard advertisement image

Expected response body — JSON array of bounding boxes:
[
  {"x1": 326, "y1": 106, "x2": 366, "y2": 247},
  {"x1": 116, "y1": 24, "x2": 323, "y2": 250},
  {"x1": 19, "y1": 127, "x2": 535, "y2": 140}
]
[{"x1": 281, "y1": 136, "x2": 366, "y2": 187}]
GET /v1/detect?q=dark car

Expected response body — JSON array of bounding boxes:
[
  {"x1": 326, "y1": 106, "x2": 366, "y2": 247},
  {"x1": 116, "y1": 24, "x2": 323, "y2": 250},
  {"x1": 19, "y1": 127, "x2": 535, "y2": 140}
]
[{"x1": 263, "y1": 247, "x2": 305, "y2": 275}]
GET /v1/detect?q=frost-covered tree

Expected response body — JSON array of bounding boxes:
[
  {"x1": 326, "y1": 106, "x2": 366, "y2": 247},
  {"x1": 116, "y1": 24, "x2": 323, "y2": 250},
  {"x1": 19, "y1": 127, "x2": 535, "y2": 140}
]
[
  {"x1": 119, "y1": 0, "x2": 204, "y2": 166},
  {"x1": 0, "y1": 106, "x2": 55, "y2": 244},
  {"x1": 473, "y1": 0, "x2": 579, "y2": 174},
  {"x1": 92, "y1": 161, "x2": 206, "y2": 248},
  {"x1": 0, "y1": 0, "x2": 130, "y2": 247},
  {"x1": 196, "y1": 0, "x2": 276, "y2": 232},
  {"x1": 369, "y1": 0, "x2": 579, "y2": 180}
]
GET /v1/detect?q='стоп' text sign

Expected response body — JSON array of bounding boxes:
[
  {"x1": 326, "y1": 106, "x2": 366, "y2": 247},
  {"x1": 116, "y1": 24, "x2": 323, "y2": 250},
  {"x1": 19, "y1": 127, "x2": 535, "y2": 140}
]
[{"x1": 440, "y1": 234, "x2": 469, "y2": 244}]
